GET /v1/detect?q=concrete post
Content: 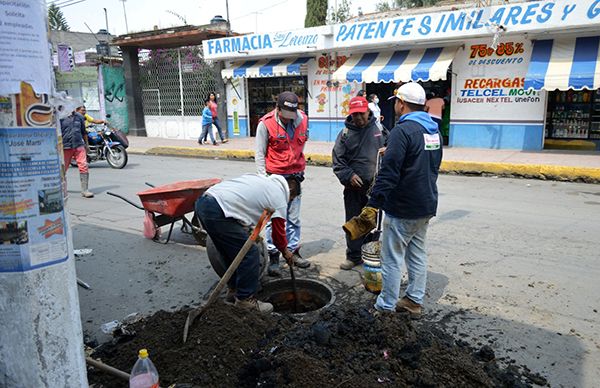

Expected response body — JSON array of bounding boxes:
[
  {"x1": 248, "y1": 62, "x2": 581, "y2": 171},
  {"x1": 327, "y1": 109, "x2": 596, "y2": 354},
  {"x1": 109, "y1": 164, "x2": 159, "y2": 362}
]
[
  {"x1": 0, "y1": 3, "x2": 88, "y2": 386},
  {"x1": 215, "y1": 61, "x2": 227, "y2": 138},
  {"x1": 121, "y1": 46, "x2": 147, "y2": 136}
]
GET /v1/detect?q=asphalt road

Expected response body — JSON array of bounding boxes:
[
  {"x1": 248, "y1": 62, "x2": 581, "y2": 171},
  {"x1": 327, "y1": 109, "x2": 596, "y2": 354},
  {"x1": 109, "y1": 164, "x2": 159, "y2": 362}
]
[{"x1": 67, "y1": 154, "x2": 600, "y2": 387}]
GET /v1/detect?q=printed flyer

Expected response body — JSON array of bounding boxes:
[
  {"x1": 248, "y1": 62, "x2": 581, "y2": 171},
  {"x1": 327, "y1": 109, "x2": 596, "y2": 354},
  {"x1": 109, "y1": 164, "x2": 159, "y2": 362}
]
[{"x1": 0, "y1": 127, "x2": 68, "y2": 272}]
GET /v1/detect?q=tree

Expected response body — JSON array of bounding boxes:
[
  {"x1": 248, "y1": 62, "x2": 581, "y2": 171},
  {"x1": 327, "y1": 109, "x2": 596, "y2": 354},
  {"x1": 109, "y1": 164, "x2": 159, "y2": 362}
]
[
  {"x1": 327, "y1": 0, "x2": 352, "y2": 24},
  {"x1": 305, "y1": 0, "x2": 328, "y2": 27},
  {"x1": 48, "y1": 4, "x2": 70, "y2": 31},
  {"x1": 375, "y1": 1, "x2": 392, "y2": 12},
  {"x1": 376, "y1": 0, "x2": 440, "y2": 11}
]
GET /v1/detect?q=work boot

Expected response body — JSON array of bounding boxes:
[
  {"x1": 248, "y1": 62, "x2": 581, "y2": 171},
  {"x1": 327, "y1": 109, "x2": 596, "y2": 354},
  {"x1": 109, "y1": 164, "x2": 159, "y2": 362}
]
[
  {"x1": 396, "y1": 296, "x2": 423, "y2": 319},
  {"x1": 225, "y1": 287, "x2": 236, "y2": 304},
  {"x1": 80, "y1": 173, "x2": 94, "y2": 198},
  {"x1": 267, "y1": 252, "x2": 281, "y2": 277},
  {"x1": 292, "y1": 249, "x2": 310, "y2": 268},
  {"x1": 340, "y1": 259, "x2": 363, "y2": 270},
  {"x1": 234, "y1": 296, "x2": 273, "y2": 313}
]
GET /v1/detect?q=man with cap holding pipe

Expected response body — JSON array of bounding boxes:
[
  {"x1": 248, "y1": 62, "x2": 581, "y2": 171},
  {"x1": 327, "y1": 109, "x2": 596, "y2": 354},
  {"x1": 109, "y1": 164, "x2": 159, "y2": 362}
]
[
  {"x1": 255, "y1": 91, "x2": 310, "y2": 276},
  {"x1": 343, "y1": 82, "x2": 442, "y2": 318}
]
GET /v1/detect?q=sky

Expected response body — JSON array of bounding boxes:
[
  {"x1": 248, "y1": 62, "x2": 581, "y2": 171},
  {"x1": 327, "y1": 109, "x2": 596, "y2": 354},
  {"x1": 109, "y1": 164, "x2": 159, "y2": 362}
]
[{"x1": 51, "y1": 0, "x2": 382, "y2": 36}]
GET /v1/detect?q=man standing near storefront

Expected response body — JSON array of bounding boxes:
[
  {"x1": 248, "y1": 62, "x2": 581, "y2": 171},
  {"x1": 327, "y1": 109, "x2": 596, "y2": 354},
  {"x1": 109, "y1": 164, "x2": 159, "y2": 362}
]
[
  {"x1": 333, "y1": 96, "x2": 385, "y2": 270},
  {"x1": 343, "y1": 83, "x2": 442, "y2": 318},
  {"x1": 255, "y1": 91, "x2": 310, "y2": 276}
]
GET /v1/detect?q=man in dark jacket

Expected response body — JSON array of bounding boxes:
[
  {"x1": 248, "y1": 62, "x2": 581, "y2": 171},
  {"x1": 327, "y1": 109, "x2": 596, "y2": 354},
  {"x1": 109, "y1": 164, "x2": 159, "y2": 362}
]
[
  {"x1": 60, "y1": 110, "x2": 94, "y2": 198},
  {"x1": 333, "y1": 96, "x2": 385, "y2": 270},
  {"x1": 343, "y1": 83, "x2": 442, "y2": 318}
]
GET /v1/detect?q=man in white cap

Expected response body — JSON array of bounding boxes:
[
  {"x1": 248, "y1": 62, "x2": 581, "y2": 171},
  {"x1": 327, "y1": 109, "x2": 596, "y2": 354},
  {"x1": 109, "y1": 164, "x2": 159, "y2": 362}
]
[
  {"x1": 255, "y1": 91, "x2": 310, "y2": 276},
  {"x1": 195, "y1": 174, "x2": 298, "y2": 313},
  {"x1": 343, "y1": 82, "x2": 443, "y2": 318}
]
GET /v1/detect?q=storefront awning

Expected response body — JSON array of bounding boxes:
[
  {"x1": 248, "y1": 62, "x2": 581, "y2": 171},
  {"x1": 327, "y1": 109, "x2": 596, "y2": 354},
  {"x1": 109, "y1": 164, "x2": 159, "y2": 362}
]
[
  {"x1": 525, "y1": 36, "x2": 600, "y2": 91},
  {"x1": 221, "y1": 57, "x2": 314, "y2": 79},
  {"x1": 332, "y1": 47, "x2": 457, "y2": 83}
]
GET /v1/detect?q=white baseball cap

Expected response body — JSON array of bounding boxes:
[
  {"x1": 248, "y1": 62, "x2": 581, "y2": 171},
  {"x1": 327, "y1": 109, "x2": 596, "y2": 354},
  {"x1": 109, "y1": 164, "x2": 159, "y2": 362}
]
[{"x1": 388, "y1": 82, "x2": 426, "y2": 105}]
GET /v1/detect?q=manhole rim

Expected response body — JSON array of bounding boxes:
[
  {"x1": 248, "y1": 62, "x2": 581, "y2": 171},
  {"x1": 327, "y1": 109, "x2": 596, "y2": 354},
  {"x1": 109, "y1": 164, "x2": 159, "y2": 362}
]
[{"x1": 259, "y1": 278, "x2": 336, "y2": 316}]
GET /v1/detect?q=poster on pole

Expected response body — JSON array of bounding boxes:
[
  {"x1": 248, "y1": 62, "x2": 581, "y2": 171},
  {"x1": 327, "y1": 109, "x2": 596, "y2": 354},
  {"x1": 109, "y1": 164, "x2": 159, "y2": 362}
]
[
  {"x1": 0, "y1": 0, "x2": 52, "y2": 94},
  {"x1": 0, "y1": 127, "x2": 68, "y2": 272}
]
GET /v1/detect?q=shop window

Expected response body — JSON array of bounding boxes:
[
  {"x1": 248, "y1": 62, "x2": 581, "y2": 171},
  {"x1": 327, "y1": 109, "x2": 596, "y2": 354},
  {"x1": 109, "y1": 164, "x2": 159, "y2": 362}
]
[{"x1": 547, "y1": 90, "x2": 600, "y2": 140}]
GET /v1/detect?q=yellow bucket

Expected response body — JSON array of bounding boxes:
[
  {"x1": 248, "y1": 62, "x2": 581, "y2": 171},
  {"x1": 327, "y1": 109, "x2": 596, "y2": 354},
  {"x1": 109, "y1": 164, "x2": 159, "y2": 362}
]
[{"x1": 362, "y1": 241, "x2": 382, "y2": 294}]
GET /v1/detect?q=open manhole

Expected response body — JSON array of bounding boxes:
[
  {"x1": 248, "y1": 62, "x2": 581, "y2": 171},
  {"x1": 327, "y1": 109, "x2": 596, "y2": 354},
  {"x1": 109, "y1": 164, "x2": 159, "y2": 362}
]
[{"x1": 259, "y1": 279, "x2": 335, "y2": 314}]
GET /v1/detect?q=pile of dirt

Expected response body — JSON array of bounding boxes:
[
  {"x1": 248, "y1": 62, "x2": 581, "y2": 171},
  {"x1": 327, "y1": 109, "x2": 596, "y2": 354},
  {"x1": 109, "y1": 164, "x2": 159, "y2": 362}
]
[{"x1": 88, "y1": 302, "x2": 545, "y2": 387}]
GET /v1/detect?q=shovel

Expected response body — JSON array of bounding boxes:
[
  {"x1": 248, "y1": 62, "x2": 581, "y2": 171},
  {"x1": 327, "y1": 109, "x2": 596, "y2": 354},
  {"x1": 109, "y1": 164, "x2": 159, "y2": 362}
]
[{"x1": 183, "y1": 208, "x2": 274, "y2": 343}]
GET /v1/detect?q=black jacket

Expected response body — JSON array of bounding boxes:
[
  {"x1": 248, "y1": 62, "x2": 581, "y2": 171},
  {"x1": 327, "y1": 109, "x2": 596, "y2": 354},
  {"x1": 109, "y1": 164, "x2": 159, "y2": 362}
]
[
  {"x1": 368, "y1": 112, "x2": 442, "y2": 219},
  {"x1": 60, "y1": 113, "x2": 86, "y2": 149},
  {"x1": 332, "y1": 114, "x2": 385, "y2": 188}
]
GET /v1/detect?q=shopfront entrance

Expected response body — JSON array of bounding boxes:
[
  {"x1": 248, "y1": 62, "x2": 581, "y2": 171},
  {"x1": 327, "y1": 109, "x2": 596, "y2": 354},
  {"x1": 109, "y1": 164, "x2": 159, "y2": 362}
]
[
  {"x1": 546, "y1": 89, "x2": 600, "y2": 141},
  {"x1": 247, "y1": 76, "x2": 307, "y2": 136}
]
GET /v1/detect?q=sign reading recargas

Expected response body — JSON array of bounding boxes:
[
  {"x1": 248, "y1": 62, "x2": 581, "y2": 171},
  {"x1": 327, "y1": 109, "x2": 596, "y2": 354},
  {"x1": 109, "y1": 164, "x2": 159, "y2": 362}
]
[
  {"x1": 452, "y1": 37, "x2": 546, "y2": 125},
  {"x1": 204, "y1": 0, "x2": 600, "y2": 60}
]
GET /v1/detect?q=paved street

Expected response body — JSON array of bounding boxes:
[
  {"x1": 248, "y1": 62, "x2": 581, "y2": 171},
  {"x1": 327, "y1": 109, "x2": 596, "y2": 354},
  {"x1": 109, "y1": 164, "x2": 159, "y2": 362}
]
[{"x1": 67, "y1": 154, "x2": 600, "y2": 387}]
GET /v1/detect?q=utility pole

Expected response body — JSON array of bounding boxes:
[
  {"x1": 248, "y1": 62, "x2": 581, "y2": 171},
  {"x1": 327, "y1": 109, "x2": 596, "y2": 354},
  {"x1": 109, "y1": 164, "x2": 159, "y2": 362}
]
[
  {"x1": 120, "y1": 0, "x2": 129, "y2": 33},
  {"x1": 0, "y1": 1, "x2": 88, "y2": 385},
  {"x1": 252, "y1": 11, "x2": 262, "y2": 33},
  {"x1": 103, "y1": 7, "x2": 109, "y2": 33}
]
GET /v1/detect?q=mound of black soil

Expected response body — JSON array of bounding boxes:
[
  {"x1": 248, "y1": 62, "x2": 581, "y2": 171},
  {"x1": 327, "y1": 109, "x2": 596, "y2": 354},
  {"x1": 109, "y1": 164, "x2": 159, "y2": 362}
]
[{"x1": 88, "y1": 302, "x2": 546, "y2": 387}]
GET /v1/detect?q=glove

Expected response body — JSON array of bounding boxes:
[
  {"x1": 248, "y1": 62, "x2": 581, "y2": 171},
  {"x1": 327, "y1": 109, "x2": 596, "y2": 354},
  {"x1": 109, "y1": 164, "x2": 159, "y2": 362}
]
[{"x1": 342, "y1": 207, "x2": 377, "y2": 241}]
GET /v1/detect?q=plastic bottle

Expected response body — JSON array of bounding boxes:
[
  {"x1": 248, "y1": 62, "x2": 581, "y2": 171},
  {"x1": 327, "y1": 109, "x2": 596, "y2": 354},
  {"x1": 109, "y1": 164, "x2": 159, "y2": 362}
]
[{"x1": 129, "y1": 349, "x2": 159, "y2": 388}]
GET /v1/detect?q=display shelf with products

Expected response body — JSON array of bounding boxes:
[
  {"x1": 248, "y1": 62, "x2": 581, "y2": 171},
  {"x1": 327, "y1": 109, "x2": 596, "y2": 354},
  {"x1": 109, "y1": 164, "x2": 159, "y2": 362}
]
[{"x1": 546, "y1": 90, "x2": 598, "y2": 140}]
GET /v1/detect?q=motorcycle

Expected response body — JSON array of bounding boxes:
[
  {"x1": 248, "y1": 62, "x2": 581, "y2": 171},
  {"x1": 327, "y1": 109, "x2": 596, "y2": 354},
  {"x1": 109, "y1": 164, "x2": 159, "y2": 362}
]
[{"x1": 73, "y1": 122, "x2": 129, "y2": 169}]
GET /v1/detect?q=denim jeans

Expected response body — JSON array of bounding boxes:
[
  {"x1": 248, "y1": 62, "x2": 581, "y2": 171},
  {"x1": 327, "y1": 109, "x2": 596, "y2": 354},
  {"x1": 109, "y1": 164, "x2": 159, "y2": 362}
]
[
  {"x1": 266, "y1": 195, "x2": 301, "y2": 254},
  {"x1": 195, "y1": 195, "x2": 259, "y2": 299},
  {"x1": 199, "y1": 123, "x2": 215, "y2": 144},
  {"x1": 374, "y1": 215, "x2": 431, "y2": 311},
  {"x1": 212, "y1": 117, "x2": 225, "y2": 141}
]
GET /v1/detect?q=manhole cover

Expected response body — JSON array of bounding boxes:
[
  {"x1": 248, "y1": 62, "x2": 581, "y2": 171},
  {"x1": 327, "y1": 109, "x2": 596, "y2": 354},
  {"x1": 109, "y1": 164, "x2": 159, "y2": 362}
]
[{"x1": 259, "y1": 279, "x2": 335, "y2": 314}]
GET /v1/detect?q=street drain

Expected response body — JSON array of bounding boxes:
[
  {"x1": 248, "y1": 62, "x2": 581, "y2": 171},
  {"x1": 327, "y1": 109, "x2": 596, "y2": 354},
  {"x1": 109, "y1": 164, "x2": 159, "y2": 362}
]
[{"x1": 259, "y1": 279, "x2": 335, "y2": 314}]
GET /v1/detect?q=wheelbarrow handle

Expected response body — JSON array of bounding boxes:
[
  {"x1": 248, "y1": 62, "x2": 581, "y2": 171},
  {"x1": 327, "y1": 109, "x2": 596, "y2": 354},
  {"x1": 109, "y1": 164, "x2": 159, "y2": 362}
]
[{"x1": 106, "y1": 191, "x2": 144, "y2": 210}]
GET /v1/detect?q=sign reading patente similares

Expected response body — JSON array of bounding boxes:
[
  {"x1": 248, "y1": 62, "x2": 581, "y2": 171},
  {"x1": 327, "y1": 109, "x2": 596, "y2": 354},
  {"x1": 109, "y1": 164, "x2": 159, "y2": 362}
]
[{"x1": 204, "y1": 0, "x2": 600, "y2": 60}]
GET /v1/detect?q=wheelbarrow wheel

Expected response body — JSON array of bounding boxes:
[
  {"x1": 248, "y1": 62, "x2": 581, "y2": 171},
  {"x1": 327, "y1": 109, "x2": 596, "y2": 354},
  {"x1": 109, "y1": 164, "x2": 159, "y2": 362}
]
[
  {"x1": 191, "y1": 215, "x2": 207, "y2": 247},
  {"x1": 206, "y1": 234, "x2": 269, "y2": 281}
]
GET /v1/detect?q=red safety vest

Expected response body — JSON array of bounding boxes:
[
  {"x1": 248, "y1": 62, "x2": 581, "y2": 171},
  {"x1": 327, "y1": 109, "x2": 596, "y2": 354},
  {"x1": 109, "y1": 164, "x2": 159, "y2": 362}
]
[{"x1": 260, "y1": 109, "x2": 308, "y2": 175}]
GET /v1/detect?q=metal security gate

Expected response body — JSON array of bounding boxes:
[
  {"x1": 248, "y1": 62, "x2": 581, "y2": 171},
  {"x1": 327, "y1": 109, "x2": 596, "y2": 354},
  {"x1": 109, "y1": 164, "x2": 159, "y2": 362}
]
[{"x1": 139, "y1": 46, "x2": 218, "y2": 138}]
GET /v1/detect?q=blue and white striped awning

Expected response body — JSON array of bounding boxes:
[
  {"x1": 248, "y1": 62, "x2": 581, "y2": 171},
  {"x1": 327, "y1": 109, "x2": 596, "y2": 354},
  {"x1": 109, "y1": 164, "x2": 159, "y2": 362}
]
[
  {"x1": 221, "y1": 57, "x2": 313, "y2": 79},
  {"x1": 525, "y1": 36, "x2": 600, "y2": 90},
  {"x1": 332, "y1": 47, "x2": 457, "y2": 83}
]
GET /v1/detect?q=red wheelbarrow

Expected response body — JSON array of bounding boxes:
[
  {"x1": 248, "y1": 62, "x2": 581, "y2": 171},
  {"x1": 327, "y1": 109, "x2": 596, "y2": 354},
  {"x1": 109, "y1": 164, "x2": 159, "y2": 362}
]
[{"x1": 107, "y1": 179, "x2": 221, "y2": 244}]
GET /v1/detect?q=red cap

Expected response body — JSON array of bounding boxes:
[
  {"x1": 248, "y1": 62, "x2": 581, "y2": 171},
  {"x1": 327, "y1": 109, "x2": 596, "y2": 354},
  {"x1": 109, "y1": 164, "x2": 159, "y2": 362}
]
[{"x1": 348, "y1": 96, "x2": 369, "y2": 115}]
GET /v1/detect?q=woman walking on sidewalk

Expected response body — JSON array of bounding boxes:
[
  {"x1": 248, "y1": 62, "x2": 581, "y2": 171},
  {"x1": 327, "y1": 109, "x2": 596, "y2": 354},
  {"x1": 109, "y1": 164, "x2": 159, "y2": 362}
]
[
  {"x1": 199, "y1": 98, "x2": 218, "y2": 146},
  {"x1": 201, "y1": 92, "x2": 228, "y2": 144}
]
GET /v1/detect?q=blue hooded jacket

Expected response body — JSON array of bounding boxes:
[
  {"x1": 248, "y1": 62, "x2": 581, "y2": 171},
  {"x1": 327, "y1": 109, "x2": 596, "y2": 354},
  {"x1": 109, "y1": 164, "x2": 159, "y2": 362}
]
[{"x1": 368, "y1": 111, "x2": 443, "y2": 219}]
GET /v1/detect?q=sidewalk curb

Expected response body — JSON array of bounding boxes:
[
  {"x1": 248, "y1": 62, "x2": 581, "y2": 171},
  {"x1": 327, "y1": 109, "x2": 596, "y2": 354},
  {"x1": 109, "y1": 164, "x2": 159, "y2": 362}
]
[{"x1": 130, "y1": 146, "x2": 600, "y2": 183}]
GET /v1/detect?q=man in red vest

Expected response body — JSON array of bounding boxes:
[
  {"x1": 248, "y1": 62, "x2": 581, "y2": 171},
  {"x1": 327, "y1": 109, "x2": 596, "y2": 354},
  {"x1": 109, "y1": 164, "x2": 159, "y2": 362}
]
[{"x1": 255, "y1": 91, "x2": 310, "y2": 276}]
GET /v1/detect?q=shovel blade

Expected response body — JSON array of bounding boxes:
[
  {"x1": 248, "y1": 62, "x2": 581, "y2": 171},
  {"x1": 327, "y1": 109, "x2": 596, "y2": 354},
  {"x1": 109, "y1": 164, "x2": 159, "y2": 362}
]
[{"x1": 182, "y1": 308, "x2": 202, "y2": 343}]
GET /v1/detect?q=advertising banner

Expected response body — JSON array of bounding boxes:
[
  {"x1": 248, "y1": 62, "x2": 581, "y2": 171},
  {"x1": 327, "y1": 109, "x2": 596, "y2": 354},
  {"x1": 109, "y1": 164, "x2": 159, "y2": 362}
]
[
  {"x1": 451, "y1": 38, "x2": 546, "y2": 124},
  {"x1": 0, "y1": 0, "x2": 52, "y2": 94},
  {"x1": 0, "y1": 127, "x2": 68, "y2": 272}
]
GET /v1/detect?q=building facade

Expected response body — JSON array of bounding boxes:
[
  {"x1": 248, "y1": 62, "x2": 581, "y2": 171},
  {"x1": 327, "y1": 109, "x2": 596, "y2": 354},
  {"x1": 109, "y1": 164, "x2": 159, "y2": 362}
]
[{"x1": 202, "y1": 0, "x2": 600, "y2": 151}]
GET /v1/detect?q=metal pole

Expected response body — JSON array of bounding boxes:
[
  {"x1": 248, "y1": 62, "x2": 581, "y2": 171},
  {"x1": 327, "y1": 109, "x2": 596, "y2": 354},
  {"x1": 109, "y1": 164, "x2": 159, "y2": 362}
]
[
  {"x1": 103, "y1": 7, "x2": 109, "y2": 33},
  {"x1": 177, "y1": 49, "x2": 184, "y2": 116},
  {"x1": 120, "y1": 0, "x2": 129, "y2": 33},
  {"x1": 225, "y1": 0, "x2": 230, "y2": 22}
]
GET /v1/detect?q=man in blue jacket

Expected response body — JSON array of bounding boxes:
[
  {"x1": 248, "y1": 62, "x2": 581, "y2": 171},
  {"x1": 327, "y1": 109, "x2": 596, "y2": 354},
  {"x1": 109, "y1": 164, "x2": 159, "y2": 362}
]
[{"x1": 343, "y1": 82, "x2": 442, "y2": 318}]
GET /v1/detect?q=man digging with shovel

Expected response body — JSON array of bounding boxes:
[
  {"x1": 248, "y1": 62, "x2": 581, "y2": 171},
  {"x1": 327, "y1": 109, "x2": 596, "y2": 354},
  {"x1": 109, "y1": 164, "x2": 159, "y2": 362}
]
[{"x1": 195, "y1": 174, "x2": 299, "y2": 313}]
